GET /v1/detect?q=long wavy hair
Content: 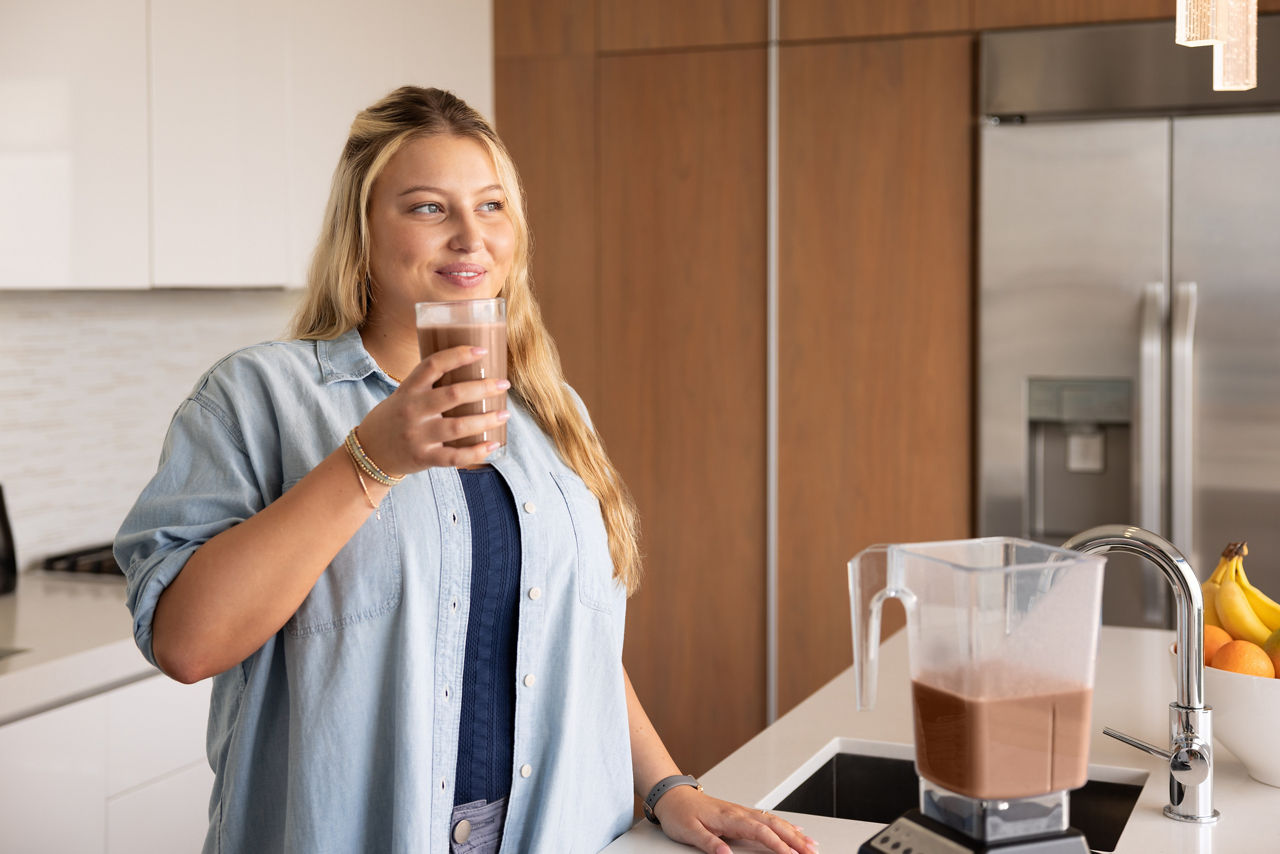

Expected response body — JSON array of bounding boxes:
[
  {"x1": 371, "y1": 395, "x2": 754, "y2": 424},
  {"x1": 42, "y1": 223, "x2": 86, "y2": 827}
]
[{"x1": 291, "y1": 86, "x2": 642, "y2": 594}]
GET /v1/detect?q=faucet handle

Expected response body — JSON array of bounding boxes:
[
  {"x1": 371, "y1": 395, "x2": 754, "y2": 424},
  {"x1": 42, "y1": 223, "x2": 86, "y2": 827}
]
[
  {"x1": 1103, "y1": 726, "x2": 1171, "y2": 760},
  {"x1": 1103, "y1": 726, "x2": 1211, "y2": 786}
]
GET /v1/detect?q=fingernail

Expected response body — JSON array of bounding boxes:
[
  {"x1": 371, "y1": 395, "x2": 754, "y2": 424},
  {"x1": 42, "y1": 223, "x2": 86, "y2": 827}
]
[
  {"x1": 496, "y1": 379, "x2": 511, "y2": 389},
  {"x1": 496, "y1": 410, "x2": 511, "y2": 422},
  {"x1": 807, "y1": 844, "x2": 820, "y2": 853},
  {"x1": 487, "y1": 442, "x2": 501, "y2": 451},
  {"x1": 471, "y1": 346, "x2": 488, "y2": 355}
]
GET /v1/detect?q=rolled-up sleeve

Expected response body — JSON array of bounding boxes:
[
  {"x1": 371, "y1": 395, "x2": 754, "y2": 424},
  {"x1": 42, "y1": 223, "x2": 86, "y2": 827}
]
[{"x1": 113, "y1": 392, "x2": 266, "y2": 668}]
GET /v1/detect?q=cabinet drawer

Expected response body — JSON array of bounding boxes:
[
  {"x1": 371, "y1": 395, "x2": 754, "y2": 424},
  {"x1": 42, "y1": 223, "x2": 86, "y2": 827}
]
[{"x1": 107, "y1": 675, "x2": 211, "y2": 796}]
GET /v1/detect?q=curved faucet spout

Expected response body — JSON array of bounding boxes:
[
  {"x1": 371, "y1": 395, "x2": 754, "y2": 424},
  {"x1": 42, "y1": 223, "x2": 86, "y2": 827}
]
[
  {"x1": 1062, "y1": 524, "x2": 1217, "y2": 824},
  {"x1": 1062, "y1": 525, "x2": 1204, "y2": 709}
]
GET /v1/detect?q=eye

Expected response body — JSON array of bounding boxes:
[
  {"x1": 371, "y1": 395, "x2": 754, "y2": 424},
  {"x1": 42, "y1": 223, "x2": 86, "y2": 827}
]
[
  {"x1": 412, "y1": 202, "x2": 443, "y2": 214},
  {"x1": 479, "y1": 200, "x2": 506, "y2": 212}
]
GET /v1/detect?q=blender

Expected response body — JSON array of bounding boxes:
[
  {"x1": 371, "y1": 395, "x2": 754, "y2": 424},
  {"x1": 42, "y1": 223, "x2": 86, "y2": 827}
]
[{"x1": 850, "y1": 537, "x2": 1105, "y2": 854}]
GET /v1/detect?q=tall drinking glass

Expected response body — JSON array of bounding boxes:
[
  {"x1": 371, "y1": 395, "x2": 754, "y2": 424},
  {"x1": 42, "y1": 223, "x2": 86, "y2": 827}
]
[{"x1": 415, "y1": 298, "x2": 507, "y2": 460}]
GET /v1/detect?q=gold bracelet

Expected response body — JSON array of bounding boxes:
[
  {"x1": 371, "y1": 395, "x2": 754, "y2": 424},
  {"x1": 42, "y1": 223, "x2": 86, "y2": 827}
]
[
  {"x1": 345, "y1": 428, "x2": 405, "y2": 486},
  {"x1": 345, "y1": 444, "x2": 379, "y2": 511}
]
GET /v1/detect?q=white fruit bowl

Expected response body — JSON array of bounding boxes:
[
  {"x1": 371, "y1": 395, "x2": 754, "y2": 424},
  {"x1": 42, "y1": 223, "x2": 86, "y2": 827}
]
[{"x1": 1170, "y1": 643, "x2": 1280, "y2": 787}]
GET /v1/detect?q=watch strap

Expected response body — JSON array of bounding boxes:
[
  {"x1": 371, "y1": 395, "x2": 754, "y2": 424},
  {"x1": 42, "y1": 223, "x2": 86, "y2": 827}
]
[{"x1": 642, "y1": 774, "x2": 702, "y2": 825}]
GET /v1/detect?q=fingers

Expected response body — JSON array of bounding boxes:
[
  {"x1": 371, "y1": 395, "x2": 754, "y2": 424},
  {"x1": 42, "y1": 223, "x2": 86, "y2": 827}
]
[{"x1": 404, "y1": 344, "x2": 490, "y2": 389}]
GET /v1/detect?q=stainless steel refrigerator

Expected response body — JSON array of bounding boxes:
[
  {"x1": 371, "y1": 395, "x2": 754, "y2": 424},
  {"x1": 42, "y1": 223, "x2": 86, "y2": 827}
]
[{"x1": 977, "y1": 19, "x2": 1280, "y2": 627}]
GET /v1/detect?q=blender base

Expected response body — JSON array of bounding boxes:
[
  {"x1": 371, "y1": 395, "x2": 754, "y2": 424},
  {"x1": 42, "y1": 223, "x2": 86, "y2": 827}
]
[{"x1": 859, "y1": 810, "x2": 1090, "y2": 854}]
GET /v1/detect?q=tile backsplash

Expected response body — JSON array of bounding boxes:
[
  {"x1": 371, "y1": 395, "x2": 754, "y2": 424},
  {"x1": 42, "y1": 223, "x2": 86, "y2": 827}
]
[{"x1": 0, "y1": 288, "x2": 302, "y2": 570}]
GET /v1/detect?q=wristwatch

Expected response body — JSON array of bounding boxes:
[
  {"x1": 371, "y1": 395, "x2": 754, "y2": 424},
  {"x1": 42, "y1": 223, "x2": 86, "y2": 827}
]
[{"x1": 642, "y1": 774, "x2": 703, "y2": 825}]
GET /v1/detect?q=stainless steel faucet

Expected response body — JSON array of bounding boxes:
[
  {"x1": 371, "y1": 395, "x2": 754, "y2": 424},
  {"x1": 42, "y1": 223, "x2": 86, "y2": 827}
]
[{"x1": 1062, "y1": 524, "x2": 1219, "y2": 824}]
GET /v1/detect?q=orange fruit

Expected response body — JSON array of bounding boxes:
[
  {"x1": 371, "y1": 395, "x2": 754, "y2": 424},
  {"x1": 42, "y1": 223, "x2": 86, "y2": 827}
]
[
  {"x1": 1210, "y1": 639, "x2": 1277, "y2": 678},
  {"x1": 1203, "y1": 624, "x2": 1233, "y2": 667}
]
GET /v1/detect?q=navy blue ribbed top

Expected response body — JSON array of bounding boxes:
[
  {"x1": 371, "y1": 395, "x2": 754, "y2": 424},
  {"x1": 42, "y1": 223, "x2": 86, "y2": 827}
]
[{"x1": 453, "y1": 466, "x2": 522, "y2": 806}]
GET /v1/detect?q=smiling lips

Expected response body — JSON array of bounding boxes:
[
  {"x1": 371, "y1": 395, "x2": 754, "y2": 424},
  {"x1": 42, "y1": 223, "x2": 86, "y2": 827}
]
[{"x1": 436, "y1": 263, "x2": 487, "y2": 288}]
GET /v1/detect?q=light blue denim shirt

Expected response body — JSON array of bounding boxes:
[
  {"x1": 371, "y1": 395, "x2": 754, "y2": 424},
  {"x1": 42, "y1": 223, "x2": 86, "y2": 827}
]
[{"x1": 114, "y1": 329, "x2": 633, "y2": 853}]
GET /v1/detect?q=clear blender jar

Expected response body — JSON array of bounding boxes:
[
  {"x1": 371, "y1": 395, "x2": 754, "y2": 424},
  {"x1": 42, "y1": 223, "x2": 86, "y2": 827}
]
[{"x1": 850, "y1": 538, "x2": 1105, "y2": 847}]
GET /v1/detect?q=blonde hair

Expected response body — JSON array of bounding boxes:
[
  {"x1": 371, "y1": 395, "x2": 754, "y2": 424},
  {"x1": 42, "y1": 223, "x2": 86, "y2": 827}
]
[{"x1": 291, "y1": 86, "x2": 642, "y2": 594}]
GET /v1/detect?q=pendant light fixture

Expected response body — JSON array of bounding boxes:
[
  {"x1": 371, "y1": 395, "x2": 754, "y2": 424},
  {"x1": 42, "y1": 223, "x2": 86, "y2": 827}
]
[{"x1": 1175, "y1": 0, "x2": 1258, "y2": 91}]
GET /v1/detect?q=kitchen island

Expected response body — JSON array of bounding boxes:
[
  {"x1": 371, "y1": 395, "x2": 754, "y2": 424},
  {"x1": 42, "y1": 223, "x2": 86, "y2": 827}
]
[{"x1": 605, "y1": 626, "x2": 1280, "y2": 853}]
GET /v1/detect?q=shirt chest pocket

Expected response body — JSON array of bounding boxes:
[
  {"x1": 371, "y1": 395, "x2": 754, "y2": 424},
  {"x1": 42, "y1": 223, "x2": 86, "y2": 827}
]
[
  {"x1": 283, "y1": 479, "x2": 403, "y2": 637},
  {"x1": 552, "y1": 473, "x2": 621, "y2": 614}
]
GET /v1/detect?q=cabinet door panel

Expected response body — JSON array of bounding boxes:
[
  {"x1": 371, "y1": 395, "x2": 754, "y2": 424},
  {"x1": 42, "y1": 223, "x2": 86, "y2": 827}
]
[
  {"x1": 0, "y1": 695, "x2": 108, "y2": 854},
  {"x1": 975, "y1": 0, "x2": 1173, "y2": 28},
  {"x1": 599, "y1": 0, "x2": 768, "y2": 51},
  {"x1": 107, "y1": 674, "x2": 211, "y2": 796},
  {"x1": 782, "y1": 0, "x2": 971, "y2": 40},
  {"x1": 495, "y1": 55, "x2": 600, "y2": 408},
  {"x1": 107, "y1": 761, "x2": 213, "y2": 854},
  {"x1": 0, "y1": 0, "x2": 148, "y2": 289},
  {"x1": 600, "y1": 48, "x2": 767, "y2": 775},
  {"x1": 149, "y1": 0, "x2": 292, "y2": 287},
  {"x1": 778, "y1": 36, "x2": 973, "y2": 714},
  {"x1": 286, "y1": 0, "x2": 495, "y2": 288}
]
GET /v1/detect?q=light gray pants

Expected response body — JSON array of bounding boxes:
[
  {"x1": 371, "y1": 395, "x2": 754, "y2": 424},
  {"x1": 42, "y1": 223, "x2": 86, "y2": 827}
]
[{"x1": 449, "y1": 797, "x2": 508, "y2": 854}]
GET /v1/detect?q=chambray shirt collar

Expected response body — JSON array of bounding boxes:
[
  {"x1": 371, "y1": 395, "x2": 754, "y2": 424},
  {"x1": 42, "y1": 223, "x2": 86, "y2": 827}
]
[{"x1": 316, "y1": 327, "x2": 385, "y2": 385}]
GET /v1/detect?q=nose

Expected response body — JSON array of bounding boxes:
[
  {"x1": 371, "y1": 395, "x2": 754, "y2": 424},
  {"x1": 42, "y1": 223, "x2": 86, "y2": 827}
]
[{"x1": 449, "y1": 212, "x2": 484, "y2": 253}]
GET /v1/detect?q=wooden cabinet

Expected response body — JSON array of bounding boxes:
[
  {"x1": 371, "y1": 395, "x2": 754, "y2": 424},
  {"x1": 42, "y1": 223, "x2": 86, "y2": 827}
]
[
  {"x1": 0, "y1": 674, "x2": 212, "y2": 854},
  {"x1": 495, "y1": 55, "x2": 602, "y2": 407},
  {"x1": 598, "y1": 0, "x2": 768, "y2": 51},
  {"x1": 782, "y1": 0, "x2": 972, "y2": 40},
  {"x1": 598, "y1": 48, "x2": 768, "y2": 776},
  {"x1": 494, "y1": 0, "x2": 595, "y2": 56},
  {"x1": 0, "y1": 0, "x2": 149, "y2": 289},
  {"x1": 776, "y1": 35, "x2": 974, "y2": 714}
]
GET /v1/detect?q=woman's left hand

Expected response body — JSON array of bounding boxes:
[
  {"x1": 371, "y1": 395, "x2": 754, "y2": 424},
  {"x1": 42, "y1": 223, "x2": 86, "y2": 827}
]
[{"x1": 653, "y1": 786, "x2": 819, "y2": 854}]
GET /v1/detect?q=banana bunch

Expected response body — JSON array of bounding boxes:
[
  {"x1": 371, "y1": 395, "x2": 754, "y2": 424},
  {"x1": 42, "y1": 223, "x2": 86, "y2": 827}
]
[{"x1": 1205, "y1": 541, "x2": 1280, "y2": 646}]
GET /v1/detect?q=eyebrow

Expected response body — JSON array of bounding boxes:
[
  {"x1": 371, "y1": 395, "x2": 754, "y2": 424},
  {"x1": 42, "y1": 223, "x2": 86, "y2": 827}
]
[{"x1": 397, "y1": 184, "x2": 504, "y2": 197}]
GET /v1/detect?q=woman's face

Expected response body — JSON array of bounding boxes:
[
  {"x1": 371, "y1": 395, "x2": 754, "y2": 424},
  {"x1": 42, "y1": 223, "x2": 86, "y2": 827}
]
[{"x1": 366, "y1": 134, "x2": 515, "y2": 314}]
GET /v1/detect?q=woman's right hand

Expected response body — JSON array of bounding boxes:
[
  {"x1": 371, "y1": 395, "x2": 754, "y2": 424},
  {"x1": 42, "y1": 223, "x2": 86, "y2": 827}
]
[{"x1": 354, "y1": 345, "x2": 511, "y2": 474}]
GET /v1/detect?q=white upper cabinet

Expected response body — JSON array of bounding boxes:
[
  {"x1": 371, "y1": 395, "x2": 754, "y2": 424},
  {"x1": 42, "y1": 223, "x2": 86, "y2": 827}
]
[
  {"x1": 286, "y1": 0, "x2": 496, "y2": 287},
  {"x1": 0, "y1": 0, "x2": 493, "y2": 290},
  {"x1": 0, "y1": 0, "x2": 149, "y2": 289},
  {"x1": 149, "y1": 0, "x2": 293, "y2": 287}
]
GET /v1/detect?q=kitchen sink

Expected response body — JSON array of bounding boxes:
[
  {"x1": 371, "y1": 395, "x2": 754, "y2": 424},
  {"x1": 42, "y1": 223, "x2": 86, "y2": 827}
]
[{"x1": 764, "y1": 739, "x2": 1147, "y2": 853}]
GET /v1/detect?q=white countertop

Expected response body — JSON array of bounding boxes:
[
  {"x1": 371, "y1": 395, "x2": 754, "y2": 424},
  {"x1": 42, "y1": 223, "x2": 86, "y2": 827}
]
[
  {"x1": 0, "y1": 572, "x2": 155, "y2": 725},
  {"x1": 605, "y1": 626, "x2": 1280, "y2": 854}
]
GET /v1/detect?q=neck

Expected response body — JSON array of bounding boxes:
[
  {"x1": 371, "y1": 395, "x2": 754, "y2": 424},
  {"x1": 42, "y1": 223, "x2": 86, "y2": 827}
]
[{"x1": 359, "y1": 310, "x2": 420, "y2": 380}]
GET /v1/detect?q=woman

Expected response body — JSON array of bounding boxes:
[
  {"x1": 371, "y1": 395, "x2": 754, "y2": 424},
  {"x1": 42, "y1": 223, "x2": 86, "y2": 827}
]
[{"x1": 115, "y1": 86, "x2": 818, "y2": 854}]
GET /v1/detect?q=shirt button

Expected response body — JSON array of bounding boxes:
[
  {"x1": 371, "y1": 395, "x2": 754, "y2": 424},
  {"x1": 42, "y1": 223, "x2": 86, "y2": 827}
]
[
  {"x1": 451, "y1": 512, "x2": 458, "y2": 525},
  {"x1": 520, "y1": 764, "x2": 532, "y2": 778},
  {"x1": 528, "y1": 587, "x2": 542, "y2": 601},
  {"x1": 523, "y1": 673, "x2": 536, "y2": 688},
  {"x1": 440, "y1": 779, "x2": 446, "y2": 791},
  {"x1": 523, "y1": 501, "x2": 536, "y2": 513},
  {"x1": 452, "y1": 819, "x2": 472, "y2": 844}
]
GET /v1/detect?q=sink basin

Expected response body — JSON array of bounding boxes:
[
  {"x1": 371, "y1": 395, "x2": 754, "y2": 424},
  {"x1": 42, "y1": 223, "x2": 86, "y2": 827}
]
[{"x1": 763, "y1": 739, "x2": 1147, "y2": 853}]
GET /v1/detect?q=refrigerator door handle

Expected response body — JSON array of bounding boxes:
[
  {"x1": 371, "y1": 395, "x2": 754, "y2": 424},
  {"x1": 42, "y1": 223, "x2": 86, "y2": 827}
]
[
  {"x1": 1140, "y1": 282, "x2": 1168, "y2": 623},
  {"x1": 1139, "y1": 282, "x2": 1167, "y2": 535},
  {"x1": 1171, "y1": 282, "x2": 1199, "y2": 562}
]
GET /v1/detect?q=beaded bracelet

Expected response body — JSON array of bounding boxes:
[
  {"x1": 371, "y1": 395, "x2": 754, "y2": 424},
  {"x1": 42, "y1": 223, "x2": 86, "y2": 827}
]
[{"x1": 345, "y1": 428, "x2": 405, "y2": 487}]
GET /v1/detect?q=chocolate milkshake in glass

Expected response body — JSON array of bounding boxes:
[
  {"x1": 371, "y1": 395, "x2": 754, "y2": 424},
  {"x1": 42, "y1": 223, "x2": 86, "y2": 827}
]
[{"x1": 415, "y1": 298, "x2": 507, "y2": 460}]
